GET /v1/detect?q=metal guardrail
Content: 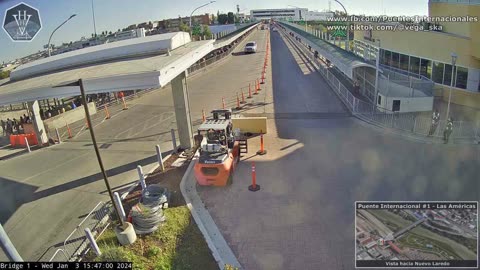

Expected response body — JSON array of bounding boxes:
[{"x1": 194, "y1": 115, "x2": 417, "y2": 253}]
[
  {"x1": 49, "y1": 201, "x2": 112, "y2": 262},
  {"x1": 279, "y1": 25, "x2": 480, "y2": 143}
]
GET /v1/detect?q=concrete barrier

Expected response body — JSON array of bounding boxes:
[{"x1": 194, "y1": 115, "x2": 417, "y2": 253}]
[
  {"x1": 232, "y1": 117, "x2": 267, "y2": 134},
  {"x1": 44, "y1": 102, "x2": 97, "y2": 129}
]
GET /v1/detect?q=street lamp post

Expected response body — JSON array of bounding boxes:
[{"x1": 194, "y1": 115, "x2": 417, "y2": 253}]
[
  {"x1": 91, "y1": 0, "x2": 97, "y2": 39},
  {"x1": 374, "y1": 39, "x2": 381, "y2": 111},
  {"x1": 333, "y1": 0, "x2": 349, "y2": 51},
  {"x1": 47, "y1": 14, "x2": 77, "y2": 57},
  {"x1": 189, "y1": 1, "x2": 216, "y2": 38},
  {"x1": 446, "y1": 52, "x2": 457, "y2": 121}
]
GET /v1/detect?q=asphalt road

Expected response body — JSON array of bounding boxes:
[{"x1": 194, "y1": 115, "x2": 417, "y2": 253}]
[
  {"x1": 0, "y1": 28, "x2": 269, "y2": 261},
  {"x1": 198, "y1": 27, "x2": 480, "y2": 270}
]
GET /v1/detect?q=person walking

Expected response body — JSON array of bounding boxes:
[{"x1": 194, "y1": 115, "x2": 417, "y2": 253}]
[
  {"x1": 428, "y1": 110, "x2": 440, "y2": 136},
  {"x1": 443, "y1": 118, "x2": 454, "y2": 144},
  {"x1": 0, "y1": 119, "x2": 5, "y2": 136},
  {"x1": 6, "y1": 118, "x2": 12, "y2": 136}
]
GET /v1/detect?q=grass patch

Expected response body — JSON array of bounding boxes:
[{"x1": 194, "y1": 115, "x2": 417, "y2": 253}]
[{"x1": 93, "y1": 206, "x2": 218, "y2": 270}]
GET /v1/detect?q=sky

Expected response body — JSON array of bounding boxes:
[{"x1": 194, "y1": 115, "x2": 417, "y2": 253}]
[{"x1": 0, "y1": 0, "x2": 429, "y2": 63}]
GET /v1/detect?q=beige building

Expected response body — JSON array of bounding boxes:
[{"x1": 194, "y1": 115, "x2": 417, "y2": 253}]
[{"x1": 353, "y1": 0, "x2": 480, "y2": 108}]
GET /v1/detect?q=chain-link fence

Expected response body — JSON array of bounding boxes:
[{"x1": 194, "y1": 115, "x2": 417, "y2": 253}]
[{"x1": 279, "y1": 24, "x2": 480, "y2": 143}]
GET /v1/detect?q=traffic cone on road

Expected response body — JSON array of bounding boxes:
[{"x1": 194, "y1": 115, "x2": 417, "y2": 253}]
[
  {"x1": 241, "y1": 92, "x2": 246, "y2": 104},
  {"x1": 104, "y1": 104, "x2": 110, "y2": 119},
  {"x1": 122, "y1": 97, "x2": 128, "y2": 110},
  {"x1": 248, "y1": 83, "x2": 252, "y2": 99},
  {"x1": 256, "y1": 134, "x2": 267, "y2": 155},
  {"x1": 236, "y1": 93, "x2": 241, "y2": 110},
  {"x1": 66, "y1": 122, "x2": 72, "y2": 139},
  {"x1": 202, "y1": 109, "x2": 206, "y2": 122}
]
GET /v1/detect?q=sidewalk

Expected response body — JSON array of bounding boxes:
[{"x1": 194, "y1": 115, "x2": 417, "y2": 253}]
[{"x1": 431, "y1": 97, "x2": 480, "y2": 122}]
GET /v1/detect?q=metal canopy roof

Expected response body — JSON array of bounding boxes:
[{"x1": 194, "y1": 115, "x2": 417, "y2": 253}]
[
  {"x1": 0, "y1": 40, "x2": 214, "y2": 106},
  {"x1": 280, "y1": 22, "x2": 377, "y2": 79},
  {"x1": 214, "y1": 23, "x2": 258, "y2": 49}
]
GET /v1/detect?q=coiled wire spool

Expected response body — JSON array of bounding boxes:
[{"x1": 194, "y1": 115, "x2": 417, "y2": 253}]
[{"x1": 130, "y1": 185, "x2": 170, "y2": 235}]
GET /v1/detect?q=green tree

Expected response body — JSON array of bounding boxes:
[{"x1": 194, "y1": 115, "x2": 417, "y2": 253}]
[
  {"x1": 192, "y1": 24, "x2": 202, "y2": 36},
  {"x1": 227, "y1": 12, "x2": 234, "y2": 24},
  {"x1": 179, "y1": 22, "x2": 190, "y2": 32},
  {"x1": 202, "y1": 25, "x2": 212, "y2": 39},
  {"x1": 218, "y1": 14, "x2": 228, "y2": 24},
  {"x1": 0, "y1": 70, "x2": 11, "y2": 80}
]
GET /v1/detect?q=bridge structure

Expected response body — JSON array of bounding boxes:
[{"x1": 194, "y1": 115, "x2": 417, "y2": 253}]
[{"x1": 393, "y1": 218, "x2": 426, "y2": 239}]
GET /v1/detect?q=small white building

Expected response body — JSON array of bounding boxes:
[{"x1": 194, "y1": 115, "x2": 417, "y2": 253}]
[
  {"x1": 250, "y1": 8, "x2": 307, "y2": 21},
  {"x1": 306, "y1": 11, "x2": 334, "y2": 21},
  {"x1": 112, "y1": 28, "x2": 146, "y2": 42}
]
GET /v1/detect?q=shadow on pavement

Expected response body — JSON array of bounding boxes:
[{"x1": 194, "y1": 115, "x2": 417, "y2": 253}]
[{"x1": 0, "y1": 154, "x2": 158, "y2": 225}]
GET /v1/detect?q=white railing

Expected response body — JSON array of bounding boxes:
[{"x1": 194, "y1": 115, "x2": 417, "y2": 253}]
[{"x1": 278, "y1": 23, "x2": 480, "y2": 143}]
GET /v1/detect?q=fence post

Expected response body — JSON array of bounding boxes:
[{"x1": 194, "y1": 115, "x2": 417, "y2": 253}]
[
  {"x1": 24, "y1": 137, "x2": 31, "y2": 153},
  {"x1": 113, "y1": 192, "x2": 126, "y2": 221},
  {"x1": 171, "y1": 129, "x2": 177, "y2": 151},
  {"x1": 412, "y1": 116, "x2": 417, "y2": 133},
  {"x1": 156, "y1": 145, "x2": 165, "y2": 171},
  {"x1": 55, "y1": 128, "x2": 61, "y2": 144},
  {"x1": 84, "y1": 228, "x2": 101, "y2": 256},
  {"x1": 137, "y1": 165, "x2": 146, "y2": 191}
]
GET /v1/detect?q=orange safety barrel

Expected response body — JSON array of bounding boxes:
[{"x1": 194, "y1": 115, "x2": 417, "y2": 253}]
[
  {"x1": 17, "y1": 134, "x2": 26, "y2": 146},
  {"x1": 26, "y1": 133, "x2": 38, "y2": 146},
  {"x1": 9, "y1": 135, "x2": 17, "y2": 147}
]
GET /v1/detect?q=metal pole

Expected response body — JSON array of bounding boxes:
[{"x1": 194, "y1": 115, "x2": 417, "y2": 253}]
[
  {"x1": 91, "y1": 0, "x2": 97, "y2": 38},
  {"x1": 156, "y1": 145, "x2": 165, "y2": 171},
  {"x1": 373, "y1": 40, "x2": 380, "y2": 111},
  {"x1": 79, "y1": 79, "x2": 125, "y2": 227},
  {"x1": 334, "y1": 0, "x2": 349, "y2": 51},
  {"x1": 446, "y1": 53, "x2": 457, "y2": 121},
  {"x1": 0, "y1": 223, "x2": 23, "y2": 262},
  {"x1": 55, "y1": 128, "x2": 61, "y2": 143},
  {"x1": 24, "y1": 137, "x2": 31, "y2": 153},
  {"x1": 137, "y1": 165, "x2": 147, "y2": 190},
  {"x1": 84, "y1": 228, "x2": 101, "y2": 256},
  {"x1": 48, "y1": 14, "x2": 77, "y2": 57},
  {"x1": 189, "y1": 1, "x2": 216, "y2": 38},
  {"x1": 113, "y1": 192, "x2": 126, "y2": 221},
  {"x1": 171, "y1": 129, "x2": 177, "y2": 150}
]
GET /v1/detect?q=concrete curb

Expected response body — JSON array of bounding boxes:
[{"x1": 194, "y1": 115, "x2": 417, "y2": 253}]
[
  {"x1": 120, "y1": 153, "x2": 172, "y2": 200},
  {"x1": 180, "y1": 151, "x2": 242, "y2": 270}
]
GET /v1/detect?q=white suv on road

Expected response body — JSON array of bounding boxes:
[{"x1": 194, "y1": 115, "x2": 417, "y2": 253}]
[{"x1": 244, "y1": 41, "x2": 257, "y2": 53}]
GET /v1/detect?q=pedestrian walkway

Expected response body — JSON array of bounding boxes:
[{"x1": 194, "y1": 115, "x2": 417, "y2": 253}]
[{"x1": 279, "y1": 23, "x2": 480, "y2": 145}]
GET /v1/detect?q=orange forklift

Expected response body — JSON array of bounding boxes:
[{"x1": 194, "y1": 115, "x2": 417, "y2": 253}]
[{"x1": 193, "y1": 109, "x2": 247, "y2": 186}]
